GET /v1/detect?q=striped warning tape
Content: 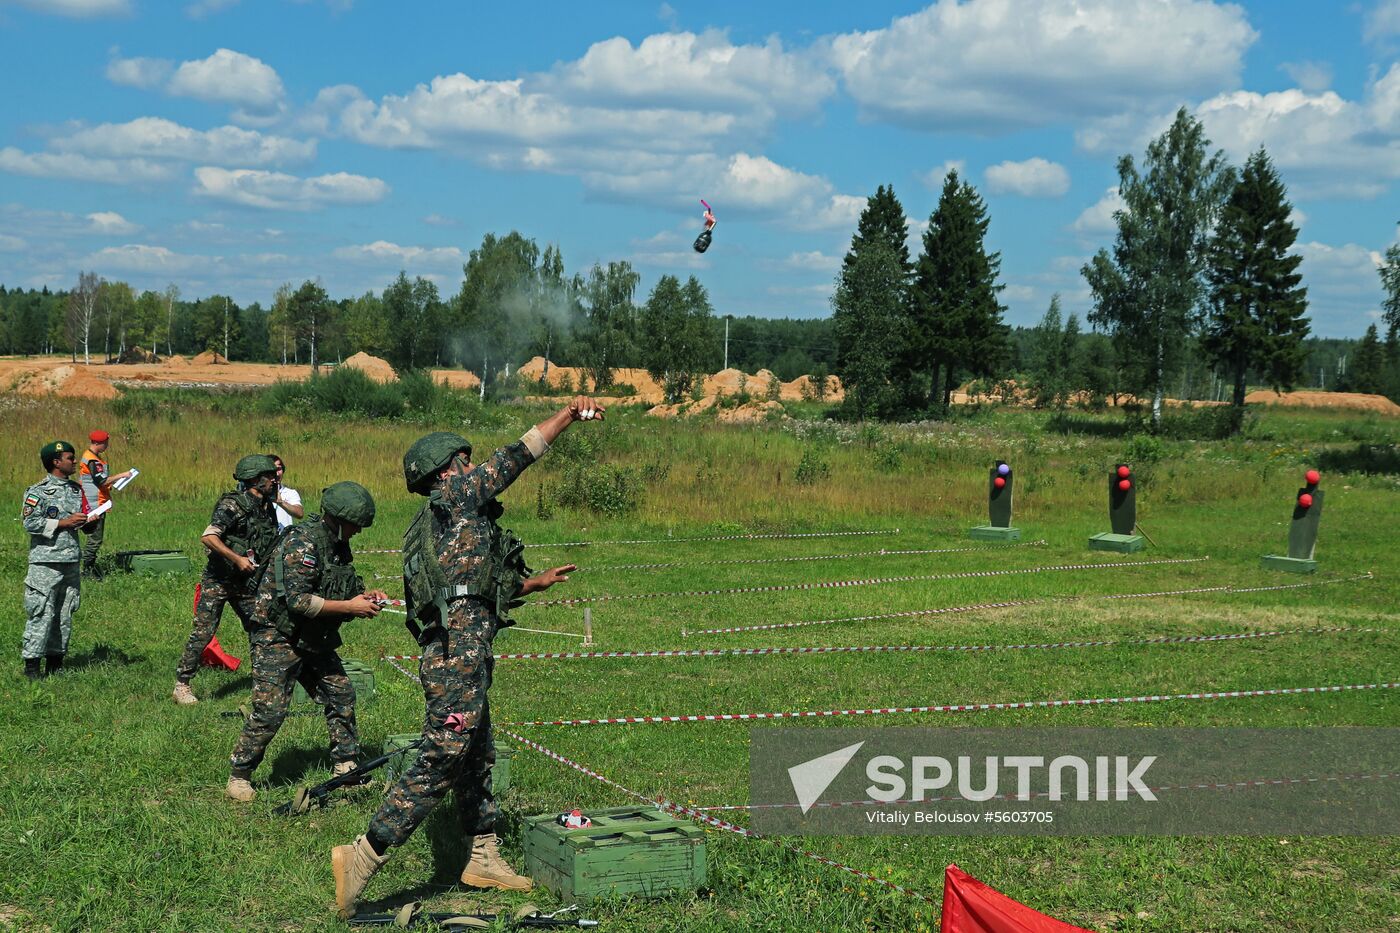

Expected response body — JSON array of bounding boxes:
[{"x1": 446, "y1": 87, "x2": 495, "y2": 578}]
[
  {"x1": 373, "y1": 603, "x2": 581, "y2": 639},
  {"x1": 572, "y1": 540, "x2": 1047, "y2": 572},
  {"x1": 501, "y1": 682, "x2": 1399, "y2": 727},
  {"x1": 375, "y1": 626, "x2": 1382, "y2": 663},
  {"x1": 692, "y1": 772, "x2": 1400, "y2": 812},
  {"x1": 356, "y1": 527, "x2": 903, "y2": 555},
  {"x1": 380, "y1": 654, "x2": 937, "y2": 906},
  {"x1": 532, "y1": 556, "x2": 1211, "y2": 607},
  {"x1": 684, "y1": 573, "x2": 1375, "y2": 636}
]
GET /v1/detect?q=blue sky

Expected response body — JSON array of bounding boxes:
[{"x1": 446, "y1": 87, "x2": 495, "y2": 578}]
[{"x1": 1, "y1": 0, "x2": 1397, "y2": 337}]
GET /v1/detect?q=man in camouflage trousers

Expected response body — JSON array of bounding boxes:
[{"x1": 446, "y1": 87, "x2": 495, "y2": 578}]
[
  {"x1": 172, "y1": 454, "x2": 281, "y2": 705},
  {"x1": 20, "y1": 441, "x2": 94, "y2": 679},
  {"x1": 332, "y1": 396, "x2": 605, "y2": 920},
  {"x1": 227, "y1": 482, "x2": 389, "y2": 802}
]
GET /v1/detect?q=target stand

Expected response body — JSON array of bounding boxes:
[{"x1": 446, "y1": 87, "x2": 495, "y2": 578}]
[
  {"x1": 970, "y1": 460, "x2": 1022, "y2": 541},
  {"x1": 1262, "y1": 471, "x2": 1323, "y2": 574},
  {"x1": 1089, "y1": 463, "x2": 1145, "y2": 553}
]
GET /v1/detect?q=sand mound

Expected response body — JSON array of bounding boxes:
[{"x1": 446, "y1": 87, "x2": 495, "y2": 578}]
[
  {"x1": 1244, "y1": 389, "x2": 1400, "y2": 416},
  {"x1": 15, "y1": 364, "x2": 118, "y2": 400},
  {"x1": 192, "y1": 350, "x2": 229, "y2": 365},
  {"x1": 164, "y1": 354, "x2": 191, "y2": 367},
  {"x1": 432, "y1": 369, "x2": 482, "y2": 390},
  {"x1": 717, "y1": 400, "x2": 785, "y2": 424},
  {"x1": 341, "y1": 352, "x2": 398, "y2": 383}
]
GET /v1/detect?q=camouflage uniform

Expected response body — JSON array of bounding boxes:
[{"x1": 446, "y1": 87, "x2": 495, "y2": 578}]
[
  {"x1": 20, "y1": 473, "x2": 85, "y2": 660},
  {"x1": 367, "y1": 435, "x2": 541, "y2": 847},
  {"x1": 229, "y1": 516, "x2": 364, "y2": 778},
  {"x1": 174, "y1": 489, "x2": 278, "y2": 684}
]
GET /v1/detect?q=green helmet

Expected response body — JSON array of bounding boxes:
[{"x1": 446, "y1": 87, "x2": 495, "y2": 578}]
[
  {"x1": 403, "y1": 431, "x2": 471, "y2": 494},
  {"x1": 234, "y1": 454, "x2": 279, "y2": 481},
  {"x1": 321, "y1": 481, "x2": 376, "y2": 528}
]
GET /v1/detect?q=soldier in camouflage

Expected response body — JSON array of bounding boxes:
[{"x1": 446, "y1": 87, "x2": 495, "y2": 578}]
[
  {"x1": 20, "y1": 441, "x2": 95, "y2": 679},
  {"x1": 172, "y1": 454, "x2": 281, "y2": 705},
  {"x1": 332, "y1": 396, "x2": 605, "y2": 920},
  {"x1": 227, "y1": 482, "x2": 389, "y2": 803}
]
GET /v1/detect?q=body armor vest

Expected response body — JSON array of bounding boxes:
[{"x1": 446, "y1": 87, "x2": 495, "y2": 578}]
[{"x1": 270, "y1": 515, "x2": 363, "y2": 654}]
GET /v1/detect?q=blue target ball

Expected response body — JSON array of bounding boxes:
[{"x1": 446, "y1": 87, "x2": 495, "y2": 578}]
[{"x1": 997, "y1": 463, "x2": 1010, "y2": 476}]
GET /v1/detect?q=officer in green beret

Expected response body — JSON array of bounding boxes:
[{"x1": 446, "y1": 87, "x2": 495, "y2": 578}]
[
  {"x1": 172, "y1": 454, "x2": 280, "y2": 705},
  {"x1": 21, "y1": 441, "x2": 94, "y2": 679},
  {"x1": 227, "y1": 482, "x2": 389, "y2": 802}
]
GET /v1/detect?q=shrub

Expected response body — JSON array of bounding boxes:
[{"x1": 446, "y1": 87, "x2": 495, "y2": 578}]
[
  {"x1": 555, "y1": 462, "x2": 642, "y2": 516},
  {"x1": 794, "y1": 448, "x2": 831, "y2": 486}
]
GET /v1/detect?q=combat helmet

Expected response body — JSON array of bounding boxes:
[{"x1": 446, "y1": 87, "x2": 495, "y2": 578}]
[
  {"x1": 321, "y1": 481, "x2": 376, "y2": 529},
  {"x1": 234, "y1": 454, "x2": 279, "y2": 481},
  {"x1": 403, "y1": 431, "x2": 471, "y2": 494}
]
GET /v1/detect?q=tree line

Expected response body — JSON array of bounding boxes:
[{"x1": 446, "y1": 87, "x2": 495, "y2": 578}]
[{"x1": 832, "y1": 108, "x2": 1400, "y2": 428}]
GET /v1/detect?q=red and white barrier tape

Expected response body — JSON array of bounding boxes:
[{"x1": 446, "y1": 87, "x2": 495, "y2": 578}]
[
  {"x1": 376, "y1": 626, "x2": 1380, "y2": 663},
  {"x1": 574, "y1": 540, "x2": 1047, "y2": 572},
  {"x1": 373, "y1": 601, "x2": 582, "y2": 638},
  {"x1": 502, "y1": 682, "x2": 1399, "y2": 727},
  {"x1": 381, "y1": 653, "x2": 937, "y2": 906},
  {"x1": 693, "y1": 772, "x2": 1400, "y2": 812},
  {"x1": 685, "y1": 573, "x2": 1374, "y2": 636},
  {"x1": 532, "y1": 556, "x2": 1211, "y2": 608},
  {"x1": 357, "y1": 528, "x2": 903, "y2": 555}
]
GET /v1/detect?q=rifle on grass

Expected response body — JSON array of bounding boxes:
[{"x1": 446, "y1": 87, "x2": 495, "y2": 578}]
[
  {"x1": 350, "y1": 902, "x2": 598, "y2": 928},
  {"x1": 272, "y1": 738, "x2": 423, "y2": 816}
]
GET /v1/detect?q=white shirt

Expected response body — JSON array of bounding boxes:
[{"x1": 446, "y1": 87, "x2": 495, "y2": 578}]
[{"x1": 275, "y1": 486, "x2": 302, "y2": 530}]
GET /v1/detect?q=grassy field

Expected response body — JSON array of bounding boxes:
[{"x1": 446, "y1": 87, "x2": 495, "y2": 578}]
[{"x1": 1, "y1": 392, "x2": 1396, "y2": 932}]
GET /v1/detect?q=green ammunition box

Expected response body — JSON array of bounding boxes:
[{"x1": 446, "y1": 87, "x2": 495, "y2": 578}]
[
  {"x1": 114, "y1": 549, "x2": 192, "y2": 574},
  {"x1": 382, "y1": 733, "x2": 513, "y2": 793},
  {"x1": 524, "y1": 806, "x2": 705, "y2": 902},
  {"x1": 1088, "y1": 532, "x2": 1145, "y2": 553},
  {"x1": 294, "y1": 658, "x2": 375, "y2": 705}
]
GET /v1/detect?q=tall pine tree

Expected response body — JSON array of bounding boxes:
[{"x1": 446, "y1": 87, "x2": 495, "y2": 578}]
[
  {"x1": 1083, "y1": 108, "x2": 1235, "y2": 426},
  {"x1": 910, "y1": 170, "x2": 1008, "y2": 412},
  {"x1": 1202, "y1": 147, "x2": 1310, "y2": 425},
  {"x1": 832, "y1": 242, "x2": 905, "y2": 420}
]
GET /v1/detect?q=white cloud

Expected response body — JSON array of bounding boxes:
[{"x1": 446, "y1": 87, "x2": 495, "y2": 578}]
[
  {"x1": 0, "y1": 235, "x2": 26, "y2": 251},
  {"x1": 1366, "y1": 0, "x2": 1400, "y2": 40},
  {"x1": 86, "y1": 211, "x2": 139, "y2": 235},
  {"x1": 921, "y1": 159, "x2": 966, "y2": 190},
  {"x1": 193, "y1": 166, "x2": 390, "y2": 210},
  {"x1": 779, "y1": 250, "x2": 841, "y2": 272},
  {"x1": 168, "y1": 49, "x2": 286, "y2": 115},
  {"x1": 1071, "y1": 186, "x2": 1122, "y2": 236},
  {"x1": 106, "y1": 56, "x2": 173, "y2": 89},
  {"x1": 828, "y1": 0, "x2": 1255, "y2": 132},
  {"x1": 86, "y1": 244, "x2": 212, "y2": 274},
  {"x1": 51, "y1": 118, "x2": 315, "y2": 167},
  {"x1": 0, "y1": 148, "x2": 174, "y2": 185},
  {"x1": 423, "y1": 213, "x2": 459, "y2": 227},
  {"x1": 331, "y1": 241, "x2": 465, "y2": 268},
  {"x1": 1294, "y1": 240, "x2": 1387, "y2": 335},
  {"x1": 186, "y1": 0, "x2": 242, "y2": 17},
  {"x1": 9, "y1": 0, "x2": 129, "y2": 16},
  {"x1": 984, "y1": 157, "x2": 1070, "y2": 197},
  {"x1": 1279, "y1": 60, "x2": 1332, "y2": 93}
]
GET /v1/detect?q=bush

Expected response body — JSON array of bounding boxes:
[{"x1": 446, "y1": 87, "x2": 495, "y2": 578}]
[
  {"x1": 554, "y1": 462, "x2": 642, "y2": 516},
  {"x1": 794, "y1": 448, "x2": 831, "y2": 486}
]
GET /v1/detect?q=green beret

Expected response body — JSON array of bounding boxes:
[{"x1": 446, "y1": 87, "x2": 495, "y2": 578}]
[{"x1": 40, "y1": 441, "x2": 75, "y2": 463}]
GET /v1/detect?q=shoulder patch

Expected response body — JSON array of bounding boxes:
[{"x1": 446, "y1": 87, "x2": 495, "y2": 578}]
[
  {"x1": 301, "y1": 555, "x2": 317, "y2": 567},
  {"x1": 46, "y1": 506, "x2": 59, "y2": 518},
  {"x1": 22, "y1": 505, "x2": 34, "y2": 517},
  {"x1": 25, "y1": 495, "x2": 39, "y2": 507}
]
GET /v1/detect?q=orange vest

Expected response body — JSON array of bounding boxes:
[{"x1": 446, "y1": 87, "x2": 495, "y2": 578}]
[{"x1": 80, "y1": 448, "x2": 110, "y2": 505}]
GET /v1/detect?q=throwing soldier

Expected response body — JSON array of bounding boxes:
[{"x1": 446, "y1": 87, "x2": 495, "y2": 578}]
[
  {"x1": 227, "y1": 482, "x2": 387, "y2": 802},
  {"x1": 331, "y1": 396, "x2": 603, "y2": 919}
]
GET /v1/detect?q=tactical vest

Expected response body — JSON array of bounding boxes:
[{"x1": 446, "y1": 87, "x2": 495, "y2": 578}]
[
  {"x1": 215, "y1": 489, "x2": 279, "y2": 576},
  {"x1": 402, "y1": 491, "x2": 531, "y2": 643},
  {"x1": 269, "y1": 515, "x2": 363, "y2": 654}
]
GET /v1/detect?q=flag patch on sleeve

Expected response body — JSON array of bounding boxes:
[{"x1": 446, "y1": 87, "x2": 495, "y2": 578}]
[{"x1": 24, "y1": 495, "x2": 39, "y2": 507}]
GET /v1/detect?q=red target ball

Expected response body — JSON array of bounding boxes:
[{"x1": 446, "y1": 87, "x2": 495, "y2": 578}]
[
  {"x1": 1118, "y1": 479, "x2": 1132, "y2": 491},
  {"x1": 1305, "y1": 469, "x2": 1320, "y2": 485},
  {"x1": 994, "y1": 476, "x2": 1006, "y2": 489},
  {"x1": 1117, "y1": 465, "x2": 1131, "y2": 479},
  {"x1": 1298, "y1": 493, "x2": 1313, "y2": 508}
]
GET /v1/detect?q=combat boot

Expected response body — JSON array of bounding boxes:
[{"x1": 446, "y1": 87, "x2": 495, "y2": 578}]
[
  {"x1": 45, "y1": 655, "x2": 63, "y2": 677},
  {"x1": 82, "y1": 561, "x2": 104, "y2": 581},
  {"x1": 24, "y1": 658, "x2": 42, "y2": 680},
  {"x1": 460, "y1": 833, "x2": 533, "y2": 891},
  {"x1": 226, "y1": 776, "x2": 256, "y2": 802},
  {"x1": 332, "y1": 834, "x2": 389, "y2": 919},
  {"x1": 332, "y1": 760, "x2": 358, "y2": 777},
  {"x1": 172, "y1": 682, "x2": 198, "y2": 705}
]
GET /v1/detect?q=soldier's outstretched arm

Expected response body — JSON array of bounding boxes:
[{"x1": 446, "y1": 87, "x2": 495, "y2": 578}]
[{"x1": 450, "y1": 396, "x2": 607, "y2": 507}]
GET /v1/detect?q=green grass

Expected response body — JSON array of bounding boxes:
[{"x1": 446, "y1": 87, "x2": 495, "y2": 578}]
[{"x1": 0, "y1": 394, "x2": 1397, "y2": 931}]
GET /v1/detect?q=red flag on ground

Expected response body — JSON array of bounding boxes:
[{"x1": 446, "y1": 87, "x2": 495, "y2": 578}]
[
  {"x1": 193, "y1": 583, "x2": 242, "y2": 671},
  {"x1": 941, "y1": 865, "x2": 1094, "y2": 933}
]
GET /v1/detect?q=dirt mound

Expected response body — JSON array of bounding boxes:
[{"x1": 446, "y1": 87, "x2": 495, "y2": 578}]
[
  {"x1": 1244, "y1": 389, "x2": 1400, "y2": 416},
  {"x1": 341, "y1": 352, "x2": 398, "y2": 383},
  {"x1": 431, "y1": 369, "x2": 482, "y2": 390},
  {"x1": 717, "y1": 400, "x2": 785, "y2": 424},
  {"x1": 119, "y1": 346, "x2": 159, "y2": 364},
  {"x1": 14, "y1": 364, "x2": 118, "y2": 400},
  {"x1": 164, "y1": 355, "x2": 191, "y2": 367},
  {"x1": 192, "y1": 350, "x2": 229, "y2": 365},
  {"x1": 784, "y1": 374, "x2": 845, "y2": 401},
  {"x1": 706, "y1": 368, "x2": 747, "y2": 392}
]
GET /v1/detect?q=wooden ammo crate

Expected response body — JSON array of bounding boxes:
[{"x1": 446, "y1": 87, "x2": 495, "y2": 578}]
[
  {"x1": 293, "y1": 658, "x2": 375, "y2": 705},
  {"x1": 114, "y1": 549, "x2": 191, "y2": 574},
  {"x1": 523, "y1": 806, "x2": 705, "y2": 902},
  {"x1": 382, "y1": 732, "x2": 513, "y2": 793}
]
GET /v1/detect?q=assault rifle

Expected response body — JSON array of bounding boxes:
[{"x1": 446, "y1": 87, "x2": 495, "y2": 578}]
[
  {"x1": 350, "y1": 902, "x2": 597, "y2": 928},
  {"x1": 272, "y1": 738, "x2": 422, "y2": 816}
]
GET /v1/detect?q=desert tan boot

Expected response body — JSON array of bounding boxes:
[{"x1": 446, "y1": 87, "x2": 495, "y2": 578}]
[
  {"x1": 332, "y1": 761, "x2": 357, "y2": 777},
  {"x1": 225, "y1": 776, "x2": 256, "y2": 802},
  {"x1": 172, "y1": 682, "x2": 198, "y2": 705},
  {"x1": 332, "y1": 834, "x2": 389, "y2": 920},
  {"x1": 460, "y1": 833, "x2": 533, "y2": 891}
]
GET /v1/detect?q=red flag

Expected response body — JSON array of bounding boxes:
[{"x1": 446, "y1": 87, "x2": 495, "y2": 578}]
[{"x1": 941, "y1": 865, "x2": 1094, "y2": 933}]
